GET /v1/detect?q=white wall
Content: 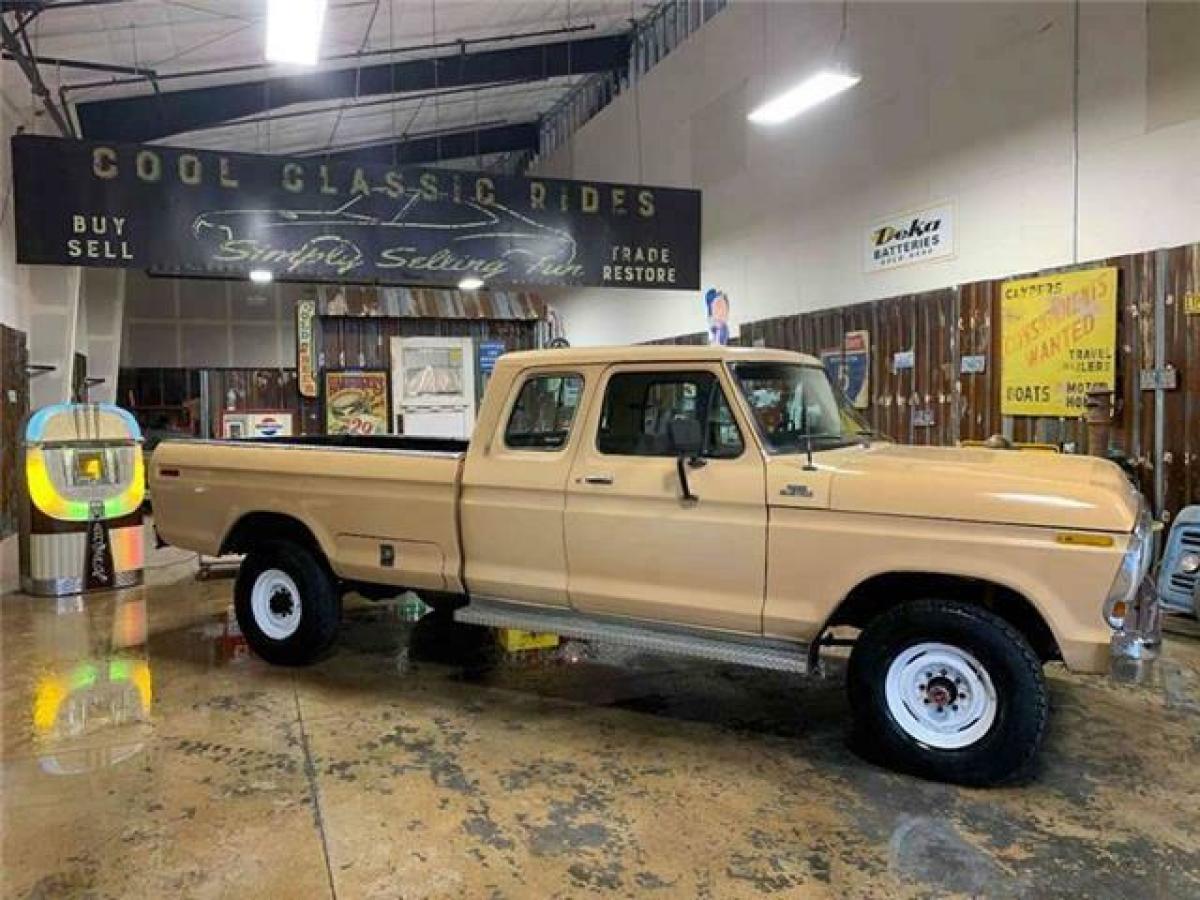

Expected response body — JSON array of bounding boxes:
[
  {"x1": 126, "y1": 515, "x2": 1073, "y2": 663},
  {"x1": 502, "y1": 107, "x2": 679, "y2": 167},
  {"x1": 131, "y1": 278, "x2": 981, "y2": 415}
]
[
  {"x1": 121, "y1": 271, "x2": 297, "y2": 370},
  {"x1": 535, "y1": 1, "x2": 1200, "y2": 346}
]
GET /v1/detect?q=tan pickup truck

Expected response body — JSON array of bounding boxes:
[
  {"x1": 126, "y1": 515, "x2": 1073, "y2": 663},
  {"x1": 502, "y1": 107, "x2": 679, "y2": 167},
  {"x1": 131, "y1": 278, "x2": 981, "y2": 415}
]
[{"x1": 152, "y1": 346, "x2": 1160, "y2": 785}]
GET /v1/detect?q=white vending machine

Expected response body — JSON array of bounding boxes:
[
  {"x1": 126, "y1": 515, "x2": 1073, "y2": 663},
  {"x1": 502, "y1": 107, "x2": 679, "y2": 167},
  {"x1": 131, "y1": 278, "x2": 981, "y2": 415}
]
[{"x1": 390, "y1": 336, "x2": 476, "y2": 439}]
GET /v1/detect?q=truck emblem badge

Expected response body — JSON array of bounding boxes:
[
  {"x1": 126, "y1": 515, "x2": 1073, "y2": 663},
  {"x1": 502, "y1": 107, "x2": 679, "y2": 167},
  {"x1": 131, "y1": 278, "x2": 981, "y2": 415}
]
[{"x1": 781, "y1": 484, "x2": 813, "y2": 498}]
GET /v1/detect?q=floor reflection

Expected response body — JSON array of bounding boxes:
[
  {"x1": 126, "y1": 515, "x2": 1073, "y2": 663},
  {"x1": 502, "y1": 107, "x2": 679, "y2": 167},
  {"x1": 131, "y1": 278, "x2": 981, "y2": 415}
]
[{"x1": 30, "y1": 594, "x2": 153, "y2": 776}]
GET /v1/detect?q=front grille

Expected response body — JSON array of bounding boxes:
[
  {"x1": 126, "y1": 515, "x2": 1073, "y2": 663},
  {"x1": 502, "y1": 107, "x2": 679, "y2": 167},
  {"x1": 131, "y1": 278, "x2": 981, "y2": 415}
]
[{"x1": 1159, "y1": 525, "x2": 1200, "y2": 615}]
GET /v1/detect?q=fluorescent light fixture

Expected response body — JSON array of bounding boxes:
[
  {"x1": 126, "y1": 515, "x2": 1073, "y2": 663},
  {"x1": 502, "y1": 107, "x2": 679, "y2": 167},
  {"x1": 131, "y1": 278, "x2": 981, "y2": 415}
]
[
  {"x1": 265, "y1": 0, "x2": 327, "y2": 66},
  {"x1": 248, "y1": 269, "x2": 274, "y2": 284},
  {"x1": 748, "y1": 70, "x2": 861, "y2": 125},
  {"x1": 458, "y1": 276, "x2": 485, "y2": 291}
]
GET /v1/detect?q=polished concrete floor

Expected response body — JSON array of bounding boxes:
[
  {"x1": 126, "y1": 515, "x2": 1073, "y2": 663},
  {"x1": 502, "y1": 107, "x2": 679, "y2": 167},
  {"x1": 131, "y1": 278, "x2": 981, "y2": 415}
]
[{"x1": 3, "y1": 548, "x2": 1200, "y2": 899}]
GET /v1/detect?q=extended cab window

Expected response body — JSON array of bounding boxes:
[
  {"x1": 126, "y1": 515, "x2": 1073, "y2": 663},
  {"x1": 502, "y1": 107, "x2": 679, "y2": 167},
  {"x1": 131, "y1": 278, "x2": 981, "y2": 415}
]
[
  {"x1": 597, "y1": 370, "x2": 743, "y2": 457},
  {"x1": 504, "y1": 374, "x2": 584, "y2": 450}
]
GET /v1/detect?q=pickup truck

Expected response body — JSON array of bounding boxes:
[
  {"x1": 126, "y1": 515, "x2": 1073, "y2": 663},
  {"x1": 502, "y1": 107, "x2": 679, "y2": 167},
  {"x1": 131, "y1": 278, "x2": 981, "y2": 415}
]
[{"x1": 151, "y1": 346, "x2": 1161, "y2": 785}]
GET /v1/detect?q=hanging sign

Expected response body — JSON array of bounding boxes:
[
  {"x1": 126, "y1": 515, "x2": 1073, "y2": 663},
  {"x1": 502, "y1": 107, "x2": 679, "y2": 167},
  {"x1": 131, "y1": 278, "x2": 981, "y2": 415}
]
[
  {"x1": 10, "y1": 136, "x2": 701, "y2": 291},
  {"x1": 864, "y1": 202, "x2": 955, "y2": 272},
  {"x1": 1000, "y1": 267, "x2": 1117, "y2": 416},
  {"x1": 296, "y1": 298, "x2": 317, "y2": 398}
]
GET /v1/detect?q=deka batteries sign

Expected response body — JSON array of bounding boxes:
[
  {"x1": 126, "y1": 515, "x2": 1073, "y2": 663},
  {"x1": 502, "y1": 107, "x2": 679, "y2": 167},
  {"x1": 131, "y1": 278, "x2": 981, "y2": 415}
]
[
  {"x1": 864, "y1": 202, "x2": 955, "y2": 273},
  {"x1": 11, "y1": 136, "x2": 701, "y2": 291}
]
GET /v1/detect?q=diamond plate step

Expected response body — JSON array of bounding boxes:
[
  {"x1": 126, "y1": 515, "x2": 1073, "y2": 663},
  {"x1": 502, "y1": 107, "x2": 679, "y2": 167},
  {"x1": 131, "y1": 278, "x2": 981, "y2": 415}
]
[{"x1": 455, "y1": 597, "x2": 810, "y2": 674}]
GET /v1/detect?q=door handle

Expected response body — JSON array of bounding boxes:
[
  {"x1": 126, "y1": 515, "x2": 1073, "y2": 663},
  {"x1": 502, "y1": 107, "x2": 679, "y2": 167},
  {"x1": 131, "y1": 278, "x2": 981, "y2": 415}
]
[{"x1": 580, "y1": 474, "x2": 614, "y2": 485}]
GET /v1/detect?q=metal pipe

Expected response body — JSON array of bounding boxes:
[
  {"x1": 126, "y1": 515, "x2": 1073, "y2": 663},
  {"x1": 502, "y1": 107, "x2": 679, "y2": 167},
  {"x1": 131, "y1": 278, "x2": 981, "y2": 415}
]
[
  {"x1": 1154, "y1": 249, "x2": 1168, "y2": 519},
  {"x1": 0, "y1": 51, "x2": 155, "y2": 76},
  {"x1": 0, "y1": 17, "x2": 73, "y2": 135}
]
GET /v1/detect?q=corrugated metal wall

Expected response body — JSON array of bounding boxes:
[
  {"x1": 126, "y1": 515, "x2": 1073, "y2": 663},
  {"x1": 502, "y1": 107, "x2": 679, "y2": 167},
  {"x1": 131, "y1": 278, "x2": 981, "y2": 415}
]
[{"x1": 715, "y1": 242, "x2": 1200, "y2": 520}]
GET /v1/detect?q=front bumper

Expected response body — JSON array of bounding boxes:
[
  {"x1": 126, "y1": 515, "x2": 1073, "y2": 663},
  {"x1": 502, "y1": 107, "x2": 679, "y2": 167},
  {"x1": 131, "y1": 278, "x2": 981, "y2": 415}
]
[{"x1": 1110, "y1": 577, "x2": 1163, "y2": 683}]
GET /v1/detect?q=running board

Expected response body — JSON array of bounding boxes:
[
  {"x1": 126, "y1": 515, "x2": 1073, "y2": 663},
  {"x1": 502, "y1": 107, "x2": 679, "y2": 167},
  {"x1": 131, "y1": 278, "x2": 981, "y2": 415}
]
[{"x1": 454, "y1": 597, "x2": 811, "y2": 675}]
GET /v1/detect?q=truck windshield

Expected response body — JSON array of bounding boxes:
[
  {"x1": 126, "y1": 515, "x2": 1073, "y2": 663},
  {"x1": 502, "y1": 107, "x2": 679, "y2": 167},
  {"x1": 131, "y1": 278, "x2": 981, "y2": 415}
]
[{"x1": 730, "y1": 362, "x2": 873, "y2": 454}]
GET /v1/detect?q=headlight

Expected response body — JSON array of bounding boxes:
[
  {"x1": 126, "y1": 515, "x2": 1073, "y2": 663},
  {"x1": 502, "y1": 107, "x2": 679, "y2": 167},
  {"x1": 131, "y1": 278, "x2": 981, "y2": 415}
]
[
  {"x1": 1104, "y1": 500, "x2": 1153, "y2": 629},
  {"x1": 1179, "y1": 553, "x2": 1200, "y2": 575}
]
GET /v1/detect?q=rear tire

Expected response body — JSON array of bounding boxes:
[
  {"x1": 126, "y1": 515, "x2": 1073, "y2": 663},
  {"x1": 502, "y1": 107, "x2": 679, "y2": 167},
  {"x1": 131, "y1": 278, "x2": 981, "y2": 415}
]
[
  {"x1": 235, "y1": 540, "x2": 340, "y2": 666},
  {"x1": 847, "y1": 598, "x2": 1048, "y2": 786}
]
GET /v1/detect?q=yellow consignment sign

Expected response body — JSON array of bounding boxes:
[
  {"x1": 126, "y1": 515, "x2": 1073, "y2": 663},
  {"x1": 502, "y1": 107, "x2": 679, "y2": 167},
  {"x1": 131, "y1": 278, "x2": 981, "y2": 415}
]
[{"x1": 999, "y1": 267, "x2": 1118, "y2": 417}]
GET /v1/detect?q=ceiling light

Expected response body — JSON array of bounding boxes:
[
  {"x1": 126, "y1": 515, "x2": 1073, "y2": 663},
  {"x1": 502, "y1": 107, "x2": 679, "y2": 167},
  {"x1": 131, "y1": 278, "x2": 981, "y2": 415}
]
[
  {"x1": 265, "y1": 0, "x2": 327, "y2": 66},
  {"x1": 748, "y1": 70, "x2": 861, "y2": 125},
  {"x1": 249, "y1": 269, "x2": 274, "y2": 284},
  {"x1": 458, "y1": 277, "x2": 485, "y2": 291}
]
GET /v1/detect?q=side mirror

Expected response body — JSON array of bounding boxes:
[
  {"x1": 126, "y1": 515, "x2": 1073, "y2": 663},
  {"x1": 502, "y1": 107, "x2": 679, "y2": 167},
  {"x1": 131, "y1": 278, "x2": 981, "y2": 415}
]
[{"x1": 668, "y1": 418, "x2": 703, "y2": 502}]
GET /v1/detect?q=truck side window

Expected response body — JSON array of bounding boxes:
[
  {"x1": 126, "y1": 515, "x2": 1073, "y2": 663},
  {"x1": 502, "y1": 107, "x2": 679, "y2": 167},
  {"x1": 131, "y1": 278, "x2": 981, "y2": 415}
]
[
  {"x1": 597, "y1": 371, "x2": 743, "y2": 458},
  {"x1": 504, "y1": 375, "x2": 584, "y2": 451}
]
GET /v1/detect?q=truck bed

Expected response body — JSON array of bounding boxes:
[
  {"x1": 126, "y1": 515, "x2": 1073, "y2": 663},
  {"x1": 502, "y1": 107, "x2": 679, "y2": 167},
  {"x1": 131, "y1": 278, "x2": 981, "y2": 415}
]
[{"x1": 150, "y1": 436, "x2": 466, "y2": 593}]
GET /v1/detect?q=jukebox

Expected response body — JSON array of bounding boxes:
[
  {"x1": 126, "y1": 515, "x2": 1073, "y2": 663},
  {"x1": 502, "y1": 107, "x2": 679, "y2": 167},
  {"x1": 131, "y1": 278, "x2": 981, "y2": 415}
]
[{"x1": 19, "y1": 403, "x2": 146, "y2": 596}]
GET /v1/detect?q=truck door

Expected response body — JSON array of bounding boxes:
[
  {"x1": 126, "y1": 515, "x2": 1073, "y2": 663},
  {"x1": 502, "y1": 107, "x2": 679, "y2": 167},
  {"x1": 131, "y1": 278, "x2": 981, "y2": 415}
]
[
  {"x1": 460, "y1": 367, "x2": 590, "y2": 607},
  {"x1": 565, "y1": 364, "x2": 766, "y2": 633}
]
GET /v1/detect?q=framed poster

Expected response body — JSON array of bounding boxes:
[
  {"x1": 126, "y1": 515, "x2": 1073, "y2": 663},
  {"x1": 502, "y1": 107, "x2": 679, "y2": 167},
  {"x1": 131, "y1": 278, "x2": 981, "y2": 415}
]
[
  {"x1": 1000, "y1": 267, "x2": 1117, "y2": 417},
  {"x1": 323, "y1": 369, "x2": 390, "y2": 435}
]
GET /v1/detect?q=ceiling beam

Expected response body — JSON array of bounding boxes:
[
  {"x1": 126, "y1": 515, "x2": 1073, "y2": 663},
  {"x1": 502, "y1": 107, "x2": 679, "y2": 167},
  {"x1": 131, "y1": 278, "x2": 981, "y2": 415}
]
[
  {"x1": 75, "y1": 33, "x2": 630, "y2": 143},
  {"x1": 305, "y1": 121, "x2": 540, "y2": 168}
]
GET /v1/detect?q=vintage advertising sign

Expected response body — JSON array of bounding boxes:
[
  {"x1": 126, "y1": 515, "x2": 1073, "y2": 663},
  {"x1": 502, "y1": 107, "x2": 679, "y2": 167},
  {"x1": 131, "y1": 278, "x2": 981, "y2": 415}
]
[
  {"x1": 296, "y1": 299, "x2": 317, "y2": 398},
  {"x1": 819, "y1": 330, "x2": 870, "y2": 409},
  {"x1": 864, "y1": 202, "x2": 955, "y2": 273},
  {"x1": 324, "y1": 370, "x2": 390, "y2": 435},
  {"x1": 1000, "y1": 267, "x2": 1118, "y2": 417},
  {"x1": 11, "y1": 135, "x2": 701, "y2": 291}
]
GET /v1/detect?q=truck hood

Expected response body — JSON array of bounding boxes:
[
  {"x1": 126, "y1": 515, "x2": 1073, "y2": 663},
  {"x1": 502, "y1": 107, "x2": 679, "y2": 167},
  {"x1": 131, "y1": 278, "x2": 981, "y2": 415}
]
[{"x1": 810, "y1": 443, "x2": 1140, "y2": 532}]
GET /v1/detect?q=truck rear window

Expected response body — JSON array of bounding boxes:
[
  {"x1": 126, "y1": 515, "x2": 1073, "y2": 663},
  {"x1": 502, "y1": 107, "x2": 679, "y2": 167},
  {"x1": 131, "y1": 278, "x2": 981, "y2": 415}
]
[{"x1": 504, "y1": 375, "x2": 584, "y2": 450}]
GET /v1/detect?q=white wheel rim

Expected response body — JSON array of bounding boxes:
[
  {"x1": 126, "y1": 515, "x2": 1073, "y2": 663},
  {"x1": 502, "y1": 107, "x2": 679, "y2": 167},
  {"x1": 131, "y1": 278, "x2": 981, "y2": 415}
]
[
  {"x1": 884, "y1": 642, "x2": 998, "y2": 750},
  {"x1": 250, "y1": 569, "x2": 302, "y2": 640}
]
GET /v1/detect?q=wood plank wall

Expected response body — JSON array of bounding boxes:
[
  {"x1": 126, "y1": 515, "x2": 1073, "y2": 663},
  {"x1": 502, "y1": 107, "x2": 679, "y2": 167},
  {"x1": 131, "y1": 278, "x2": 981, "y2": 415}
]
[
  {"x1": 0, "y1": 325, "x2": 29, "y2": 540},
  {"x1": 660, "y1": 243, "x2": 1200, "y2": 520}
]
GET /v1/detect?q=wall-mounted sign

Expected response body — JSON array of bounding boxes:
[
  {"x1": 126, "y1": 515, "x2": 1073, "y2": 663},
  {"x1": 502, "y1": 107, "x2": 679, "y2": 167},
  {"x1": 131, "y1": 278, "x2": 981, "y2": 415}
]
[
  {"x1": 960, "y1": 354, "x2": 987, "y2": 374},
  {"x1": 893, "y1": 350, "x2": 915, "y2": 371},
  {"x1": 864, "y1": 202, "x2": 955, "y2": 273},
  {"x1": 1000, "y1": 267, "x2": 1117, "y2": 417},
  {"x1": 11, "y1": 136, "x2": 701, "y2": 291},
  {"x1": 477, "y1": 341, "x2": 507, "y2": 377},
  {"x1": 221, "y1": 409, "x2": 296, "y2": 439},
  {"x1": 1184, "y1": 292, "x2": 1200, "y2": 316},
  {"x1": 819, "y1": 330, "x2": 870, "y2": 409},
  {"x1": 296, "y1": 299, "x2": 317, "y2": 398},
  {"x1": 323, "y1": 370, "x2": 390, "y2": 435}
]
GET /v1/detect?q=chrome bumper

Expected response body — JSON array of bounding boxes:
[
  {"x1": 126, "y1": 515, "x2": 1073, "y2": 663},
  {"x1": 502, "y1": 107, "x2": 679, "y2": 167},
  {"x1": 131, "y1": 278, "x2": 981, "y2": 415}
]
[{"x1": 1110, "y1": 577, "x2": 1163, "y2": 684}]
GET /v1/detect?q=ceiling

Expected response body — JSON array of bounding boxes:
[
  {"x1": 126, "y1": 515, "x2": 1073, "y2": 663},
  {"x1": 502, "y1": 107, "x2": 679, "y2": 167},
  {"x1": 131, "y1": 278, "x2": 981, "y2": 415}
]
[{"x1": 1, "y1": 0, "x2": 655, "y2": 166}]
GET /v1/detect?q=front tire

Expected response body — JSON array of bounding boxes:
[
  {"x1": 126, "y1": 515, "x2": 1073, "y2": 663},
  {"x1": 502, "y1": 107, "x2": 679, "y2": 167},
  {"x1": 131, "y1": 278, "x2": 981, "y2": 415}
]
[
  {"x1": 847, "y1": 598, "x2": 1048, "y2": 786},
  {"x1": 235, "y1": 540, "x2": 341, "y2": 666}
]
